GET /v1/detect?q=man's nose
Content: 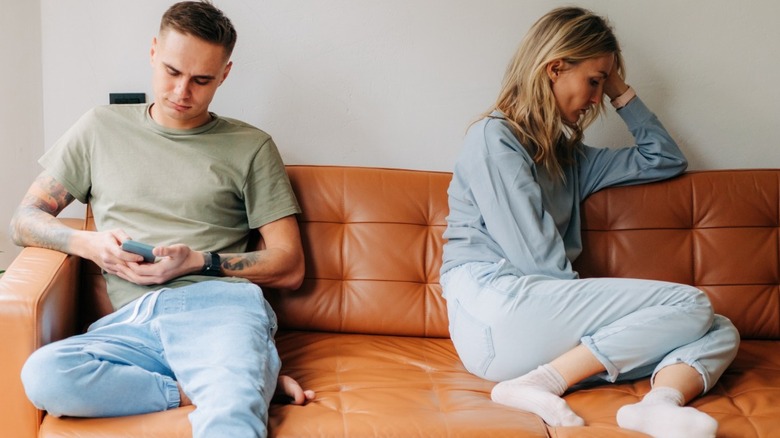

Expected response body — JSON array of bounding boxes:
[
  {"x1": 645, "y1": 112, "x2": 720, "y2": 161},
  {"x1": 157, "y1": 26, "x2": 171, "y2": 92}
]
[{"x1": 174, "y1": 78, "x2": 191, "y2": 98}]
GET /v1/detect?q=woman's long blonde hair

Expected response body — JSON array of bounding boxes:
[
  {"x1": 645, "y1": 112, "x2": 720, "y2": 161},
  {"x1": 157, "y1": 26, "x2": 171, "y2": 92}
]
[{"x1": 490, "y1": 7, "x2": 624, "y2": 180}]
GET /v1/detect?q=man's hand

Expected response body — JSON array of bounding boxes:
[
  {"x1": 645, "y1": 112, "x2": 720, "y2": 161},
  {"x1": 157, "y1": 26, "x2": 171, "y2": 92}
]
[
  {"x1": 114, "y1": 243, "x2": 203, "y2": 286},
  {"x1": 83, "y1": 229, "x2": 141, "y2": 275}
]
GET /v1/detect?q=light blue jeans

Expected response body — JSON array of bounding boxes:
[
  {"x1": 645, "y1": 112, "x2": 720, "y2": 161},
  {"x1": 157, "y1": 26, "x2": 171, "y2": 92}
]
[
  {"x1": 21, "y1": 280, "x2": 280, "y2": 438},
  {"x1": 440, "y1": 261, "x2": 740, "y2": 392}
]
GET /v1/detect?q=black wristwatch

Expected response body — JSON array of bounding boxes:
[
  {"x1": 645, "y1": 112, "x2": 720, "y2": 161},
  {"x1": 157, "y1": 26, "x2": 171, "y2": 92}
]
[{"x1": 202, "y1": 251, "x2": 222, "y2": 276}]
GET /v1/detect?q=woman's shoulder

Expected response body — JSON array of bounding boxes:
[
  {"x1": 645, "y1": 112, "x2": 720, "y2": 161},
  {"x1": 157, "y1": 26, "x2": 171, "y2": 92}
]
[
  {"x1": 469, "y1": 110, "x2": 513, "y2": 133},
  {"x1": 465, "y1": 111, "x2": 529, "y2": 158}
]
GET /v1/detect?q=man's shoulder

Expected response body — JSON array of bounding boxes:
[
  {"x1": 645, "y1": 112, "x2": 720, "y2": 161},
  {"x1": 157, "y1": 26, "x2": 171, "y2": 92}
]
[
  {"x1": 58, "y1": 104, "x2": 146, "y2": 140},
  {"x1": 215, "y1": 115, "x2": 272, "y2": 142},
  {"x1": 90, "y1": 103, "x2": 147, "y2": 118},
  {"x1": 73, "y1": 104, "x2": 146, "y2": 131}
]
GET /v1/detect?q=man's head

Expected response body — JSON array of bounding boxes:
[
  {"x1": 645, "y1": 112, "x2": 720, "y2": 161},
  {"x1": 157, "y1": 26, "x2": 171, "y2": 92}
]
[
  {"x1": 160, "y1": 1, "x2": 237, "y2": 61},
  {"x1": 150, "y1": 1, "x2": 237, "y2": 130}
]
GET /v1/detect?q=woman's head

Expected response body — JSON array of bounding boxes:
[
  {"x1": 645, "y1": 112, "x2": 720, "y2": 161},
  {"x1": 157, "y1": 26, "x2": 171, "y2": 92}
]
[{"x1": 494, "y1": 7, "x2": 623, "y2": 179}]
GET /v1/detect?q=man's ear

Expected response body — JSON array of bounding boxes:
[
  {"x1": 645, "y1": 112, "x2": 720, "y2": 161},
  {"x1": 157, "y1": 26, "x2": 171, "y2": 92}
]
[
  {"x1": 546, "y1": 59, "x2": 564, "y2": 82},
  {"x1": 150, "y1": 37, "x2": 158, "y2": 65},
  {"x1": 220, "y1": 61, "x2": 233, "y2": 86}
]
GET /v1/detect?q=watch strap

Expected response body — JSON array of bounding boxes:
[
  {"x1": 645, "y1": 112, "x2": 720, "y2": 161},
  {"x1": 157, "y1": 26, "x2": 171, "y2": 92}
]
[{"x1": 202, "y1": 251, "x2": 221, "y2": 276}]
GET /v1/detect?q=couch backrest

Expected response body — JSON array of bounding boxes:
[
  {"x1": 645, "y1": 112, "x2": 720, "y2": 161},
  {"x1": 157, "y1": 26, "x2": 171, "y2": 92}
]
[
  {"x1": 575, "y1": 169, "x2": 780, "y2": 340},
  {"x1": 81, "y1": 166, "x2": 779, "y2": 341},
  {"x1": 268, "y1": 166, "x2": 452, "y2": 337}
]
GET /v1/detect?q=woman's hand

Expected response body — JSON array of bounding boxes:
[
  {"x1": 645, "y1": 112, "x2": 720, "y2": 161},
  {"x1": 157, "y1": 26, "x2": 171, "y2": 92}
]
[{"x1": 603, "y1": 57, "x2": 629, "y2": 101}]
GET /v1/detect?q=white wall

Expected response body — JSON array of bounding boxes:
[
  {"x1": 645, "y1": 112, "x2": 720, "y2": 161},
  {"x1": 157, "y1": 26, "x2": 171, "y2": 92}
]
[
  {"x1": 0, "y1": 0, "x2": 43, "y2": 269},
  {"x1": 39, "y1": 0, "x2": 780, "y2": 172},
  {"x1": 2, "y1": 0, "x2": 780, "y2": 267}
]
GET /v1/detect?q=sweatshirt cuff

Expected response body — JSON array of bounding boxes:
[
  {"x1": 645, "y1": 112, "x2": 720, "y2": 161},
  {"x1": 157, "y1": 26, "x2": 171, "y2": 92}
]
[
  {"x1": 610, "y1": 86, "x2": 636, "y2": 109},
  {"x1": 616, "y1": 96, "x2": 654, "y2": 130}
]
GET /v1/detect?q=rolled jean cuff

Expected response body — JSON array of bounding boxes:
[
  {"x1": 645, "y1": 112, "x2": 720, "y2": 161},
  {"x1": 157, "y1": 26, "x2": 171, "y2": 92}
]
[
  {"x1": 163, "y1": 376, "x2": 181, "y2": 410},
  {"x1": 652, "y1": 358, "x2": 711, "y2": 394},
  {"x1": 581, "y1": 335, "x2": 620, "y2": 382}
]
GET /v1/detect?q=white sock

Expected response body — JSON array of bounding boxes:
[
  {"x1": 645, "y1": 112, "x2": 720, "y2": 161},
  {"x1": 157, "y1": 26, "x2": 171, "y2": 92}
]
[
  {"x1": 617, "y1": 387, "x2": 717, "y2": 438},
  {"x1": 491, "y1": 364, "x2": 584, "y2": 427}
]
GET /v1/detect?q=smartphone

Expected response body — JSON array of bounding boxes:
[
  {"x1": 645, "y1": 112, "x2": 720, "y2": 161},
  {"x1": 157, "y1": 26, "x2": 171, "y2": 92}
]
[{"x1": 121, "y1": 240, "x2": 156, "y2": 263}]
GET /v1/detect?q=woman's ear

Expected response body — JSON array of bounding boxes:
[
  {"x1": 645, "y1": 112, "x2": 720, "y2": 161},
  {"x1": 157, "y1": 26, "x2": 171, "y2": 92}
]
[{"x1": 546, "y1": 59, "x2": 564, "y2": 82}]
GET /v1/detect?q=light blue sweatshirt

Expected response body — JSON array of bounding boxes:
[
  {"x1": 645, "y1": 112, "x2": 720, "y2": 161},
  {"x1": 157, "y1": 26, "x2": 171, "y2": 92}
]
[{"x1": 441, "y1": 97, "x2": 687, "y2": 279}]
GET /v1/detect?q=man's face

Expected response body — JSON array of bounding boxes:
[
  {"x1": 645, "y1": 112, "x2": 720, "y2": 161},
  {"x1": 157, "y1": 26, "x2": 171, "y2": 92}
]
[{"x1": 150, "y1": 29, "x2": 232, "y2": 130}]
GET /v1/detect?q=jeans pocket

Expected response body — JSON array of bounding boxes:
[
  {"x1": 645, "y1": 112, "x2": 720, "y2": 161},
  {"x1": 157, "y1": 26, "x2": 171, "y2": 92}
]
[{"x1": 450, "y1": 300, "x2": 495, "y2": 378}]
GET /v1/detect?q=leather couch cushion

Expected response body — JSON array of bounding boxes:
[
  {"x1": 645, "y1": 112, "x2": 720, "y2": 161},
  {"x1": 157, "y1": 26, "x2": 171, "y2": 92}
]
[
  {"x1": 41, "y1": 336, "x2": 780, "y2": 437},
  {"x1": 268, "y1": 166, "x2": 452, "y2": 338}
]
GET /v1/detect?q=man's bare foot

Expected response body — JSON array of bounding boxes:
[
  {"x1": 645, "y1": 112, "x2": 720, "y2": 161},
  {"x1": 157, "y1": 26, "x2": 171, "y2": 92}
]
[
  {"x1": 178, "y1": 375, "x2": 313, "y2": 407},
  {"x1": 274, "y1": 375, "x2": 316, "y2": 405},
  {"x1": 178, "y1": 383, "x2": 193, "y2": 407}
]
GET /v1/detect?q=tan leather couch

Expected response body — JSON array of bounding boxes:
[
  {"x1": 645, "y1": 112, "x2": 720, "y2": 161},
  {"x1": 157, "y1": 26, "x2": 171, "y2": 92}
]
[{"x1": 2, "y1": 165, "x2": 778, "y2": 437}]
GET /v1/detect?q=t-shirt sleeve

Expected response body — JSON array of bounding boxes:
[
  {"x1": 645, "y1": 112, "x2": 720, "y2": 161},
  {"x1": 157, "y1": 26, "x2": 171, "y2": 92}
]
[
  {"x1": 244, "y1": 137, "x2": 300, "y2": 229},
  {"x1": 38, "y1": 110, "x2": 95, "y2": 203}
]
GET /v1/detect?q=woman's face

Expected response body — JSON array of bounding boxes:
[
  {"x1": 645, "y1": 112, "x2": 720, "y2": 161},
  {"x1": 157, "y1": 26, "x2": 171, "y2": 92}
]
[{"x1": 548, "y1": 54, "x2": 614, "y2": 125}]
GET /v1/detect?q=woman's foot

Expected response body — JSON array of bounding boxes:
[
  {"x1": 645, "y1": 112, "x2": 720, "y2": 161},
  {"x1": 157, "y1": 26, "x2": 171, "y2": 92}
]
[
  {"x1": 617, "y1": 387, "x2": 717, "y2": 438},
  {"x1": 491, "y1": 364, "x2": 584, "y2": 427}
]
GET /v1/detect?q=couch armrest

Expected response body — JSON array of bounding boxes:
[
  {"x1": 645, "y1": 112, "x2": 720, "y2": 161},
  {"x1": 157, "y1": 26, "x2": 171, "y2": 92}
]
[{"x1": 0, "y1": 247, "x2": 82, "y2": 438}]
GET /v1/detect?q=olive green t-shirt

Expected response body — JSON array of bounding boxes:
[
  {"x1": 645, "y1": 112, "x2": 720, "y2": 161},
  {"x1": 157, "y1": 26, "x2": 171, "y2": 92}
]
[{"x1": 40, "y1": 104, "x2": 300, "y2": 309}]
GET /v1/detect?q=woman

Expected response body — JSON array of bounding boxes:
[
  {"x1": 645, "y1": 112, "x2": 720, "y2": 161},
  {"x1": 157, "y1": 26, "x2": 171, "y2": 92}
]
[{"x1": 440, "y1": 7, "x2": 739, "y2": 438}]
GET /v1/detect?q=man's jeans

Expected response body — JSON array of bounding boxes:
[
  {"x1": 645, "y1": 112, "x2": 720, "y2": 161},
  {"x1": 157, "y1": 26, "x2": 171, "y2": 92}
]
[{"x1": 21, "y1": 280, "x2": 280, "y2": 438}]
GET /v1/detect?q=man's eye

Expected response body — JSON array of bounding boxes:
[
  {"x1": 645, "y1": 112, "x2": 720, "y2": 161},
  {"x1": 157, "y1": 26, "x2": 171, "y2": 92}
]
[{"x1": 194, "y1": 79, "x2": 211, "y2": 86}]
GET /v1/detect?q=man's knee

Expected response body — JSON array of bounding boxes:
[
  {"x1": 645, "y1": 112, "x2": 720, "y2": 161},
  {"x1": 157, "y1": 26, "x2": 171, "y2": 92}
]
[
  {"x1": 21, "y1": 342, "x2": 95, "y2": 416},
  {"x1": 21, "y1": 345, "x2": 63, "y2": 413}
]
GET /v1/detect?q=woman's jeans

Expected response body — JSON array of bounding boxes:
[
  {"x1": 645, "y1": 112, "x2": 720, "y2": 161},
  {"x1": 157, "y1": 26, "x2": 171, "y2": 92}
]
[
  {"x1": 21, "y1": 280, "x2": 280, "y2": 438},
  {"x1": 440, "y1": 260, "x2": 740, "y2": 391}
]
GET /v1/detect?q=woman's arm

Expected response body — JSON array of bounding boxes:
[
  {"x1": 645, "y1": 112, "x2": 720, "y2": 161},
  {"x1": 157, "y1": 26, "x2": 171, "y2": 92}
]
[
  {"x1": 461, "y1": 120, "x2": 577, "y2": 279},
  {"x1": 577, "y1": 62, "x2": 688, "y2": 197},
  {"x1": 577, "y1": 96, "x2": 688, "y2": 198}
]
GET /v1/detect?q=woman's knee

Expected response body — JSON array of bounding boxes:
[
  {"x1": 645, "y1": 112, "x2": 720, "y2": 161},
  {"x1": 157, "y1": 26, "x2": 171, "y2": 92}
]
[
  {"x1": 712, "y1": 314, "x2": 741, "y2": 357},
  {"x1": 675, "y1": 285, "x2": 715, "y2": 326}
]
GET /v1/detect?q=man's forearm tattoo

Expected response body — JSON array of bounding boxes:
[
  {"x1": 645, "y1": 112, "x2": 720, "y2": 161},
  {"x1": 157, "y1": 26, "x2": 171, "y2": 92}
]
[
  {"x1": 222, "y1": 252, "x2": 260, "y2": 272},
  {"x1": 10, "y1": 176, "x2": 76, "y2": 252}
]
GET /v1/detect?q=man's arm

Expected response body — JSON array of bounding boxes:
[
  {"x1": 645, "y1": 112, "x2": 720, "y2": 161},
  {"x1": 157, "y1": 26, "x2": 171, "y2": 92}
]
[
  {"x1": 221, "y1": 215, "x2": 305, "y2": 290},
  {"x1": 10, "y1": 171, "x2": 142, "y2": 275},
  {"x1": 11, "y1": 171, "x2": 77, "y2": 252},
  {"x1": 118, "y1": 215, "x2": 305, "y2": 290}
]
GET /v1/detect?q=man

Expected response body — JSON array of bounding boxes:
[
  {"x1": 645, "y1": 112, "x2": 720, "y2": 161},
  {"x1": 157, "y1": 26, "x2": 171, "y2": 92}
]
[{"x1": 11, "y1": 1, "x2": 313, "y2": 436}]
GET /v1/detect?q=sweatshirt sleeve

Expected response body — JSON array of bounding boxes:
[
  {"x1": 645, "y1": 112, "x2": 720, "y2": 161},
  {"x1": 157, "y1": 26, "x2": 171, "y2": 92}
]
[
  {"x1": 577, "y1": 96, "x2": 688, "y2": 199},
  {"x1": 465, "y1": 120, "x2": 577, "y2": 278}
]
